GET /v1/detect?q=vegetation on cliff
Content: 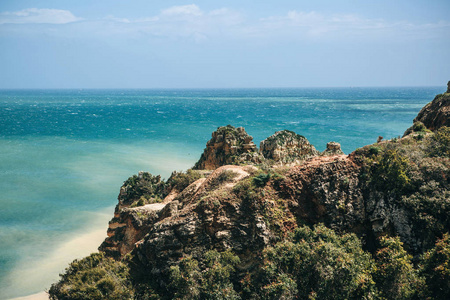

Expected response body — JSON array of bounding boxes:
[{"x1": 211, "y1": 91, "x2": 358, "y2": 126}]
[{"x1": 50, "y1": 89, "x2": 450, "y2": 299}]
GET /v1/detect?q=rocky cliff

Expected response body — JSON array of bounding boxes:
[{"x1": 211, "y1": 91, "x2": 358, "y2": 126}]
[
  {"x1": 50, "y1": 85, "x2": 450, "y2": 300},
  {"x1": 404, "y1": 91, "x2": 450, "y2": 135},
  {"x1": 193, "y1": 125, "x2": 262, "y2": 170}
]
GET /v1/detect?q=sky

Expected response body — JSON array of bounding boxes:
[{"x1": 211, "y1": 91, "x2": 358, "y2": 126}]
[{"x1": 0, "y1": 0, "x2": 449, "y2": 88}]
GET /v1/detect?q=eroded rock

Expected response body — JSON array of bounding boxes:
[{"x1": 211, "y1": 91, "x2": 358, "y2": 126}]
[
  {"x1": 404, "y1": 83, "x2": 450, "y2": 135},
  {"x1": 193, "y1": 125, "x2": 262, "y2": 170},
  {"x1": 260, "y1": 130, "x2": 319, "y2": 164},
  {"x1": 321, "y1": 141, "x2": 344, "y2": 156}
]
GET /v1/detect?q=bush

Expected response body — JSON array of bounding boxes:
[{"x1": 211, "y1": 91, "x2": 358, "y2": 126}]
[
  {"x1": 373, "y1": 236, "x2": 421, "y2": 299},
  {"x1": 253, "y1": 173, "x2": 271, "y2": 187},
  {"x1": 371, "y1": 149, "x2": 411, "y2": 194},
  {"x1": 168, "y1": 169, "x2": 203, "y2": 192},
  {"x1": 420, "y1": 233, "x2": 450, "y2": 300},
  {"x1": 49, "y1": 253, "x2": 133, "y2": 300},
  {"x1": 412, "y1": 121, "x2": 427, "y2": 132},
  {"x1": 427, "y1": 126, "x2": 450, "y2": 157},
  {"x1": 255, "y1": 224, "x2": 376, "y2": 299},
  {"x1": 169, "y1": 250, "x2": 241, "y2": 300},
  {"x1": 121, "y1": 172, "x2": 165, "y2": 205},
  {"x1": 368, "y1": 146, "x2": 381, "y2": 157}
]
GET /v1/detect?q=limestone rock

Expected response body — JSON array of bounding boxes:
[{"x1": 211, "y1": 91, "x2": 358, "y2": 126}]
[
  {"x1": 321, "y1": 142, "x2": 344, "y2": 156},
  {"x1": 447, "y1": 80, "x2": 450, "y2": 93},
  {"x1": 260, "y1": 130, "x2": 319, "y2": 164},
  {"x1": 193, "y1": 125, "x2": 262, "y2": 170},
  {"x1": 404, "y1": 84, "x2": 450, "y2": 135}
]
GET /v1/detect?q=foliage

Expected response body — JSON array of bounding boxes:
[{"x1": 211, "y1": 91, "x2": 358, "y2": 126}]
[
  {"x1": 420, "y1": 233, "x2": 450, "y2": 300},
  {"x1": 412, "y1": 121, "x2": 427, "y2": 132},
  {"x1": 121, "y1": 172, "x2": 165, "y2": 205},
  {"x1": 255, "y1": 224, "x2": 376, "y2": 300},
  {"x1": 368, "y1": 146, "x2": 381, "y2": 157},
  {"x1": 168, "y1": 169, "x2": 203, "y2": 192},
  {"x1": 169, "y1": 250, "x2": 241, "y2": 300},
  {"x1": 373, "y1": 236, "x2": 421, "y2": 299},
  {"x1": 427, "y1": 126, "x2": 450, "y2": 157},
  {"x1": 49, "y1": 253, "x2": 133, "y2": 300},
  {"x1": 371, "y1": 149, "x2": 411, "y2": 194},
  {"x1": 253, "y1": 172, "x2": 271, "y2": 187}
]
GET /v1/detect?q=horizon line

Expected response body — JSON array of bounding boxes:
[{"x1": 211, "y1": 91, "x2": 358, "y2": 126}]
[{"x1": 0, "y1": 85, "x2": 444, "y2": 90}]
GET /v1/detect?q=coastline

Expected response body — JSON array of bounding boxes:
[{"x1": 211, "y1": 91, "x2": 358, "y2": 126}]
[
  {"x1": 5, "y1": 210, "x2": 112, "y2": 300},
  {"x1": 10, "y1": 292, "x2": 48, "y2": 300}
]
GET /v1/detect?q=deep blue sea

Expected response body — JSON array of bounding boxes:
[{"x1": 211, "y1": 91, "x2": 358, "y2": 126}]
[{"x1": 0, "y1": 87, "x2": 442, "y2": 298}]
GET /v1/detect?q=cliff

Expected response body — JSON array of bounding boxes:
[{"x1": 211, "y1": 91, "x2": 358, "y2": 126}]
[
  {"x1": 50, "y1": 85, "x2": 450, "y2": 300},
  {"x1": 404, "y1": 90, "x2": 450, "y2": 135}
]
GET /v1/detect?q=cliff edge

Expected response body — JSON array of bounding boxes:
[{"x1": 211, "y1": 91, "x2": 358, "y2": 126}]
[{"x1": 50, "y1": 84, "x2": 450, "y2": 300}]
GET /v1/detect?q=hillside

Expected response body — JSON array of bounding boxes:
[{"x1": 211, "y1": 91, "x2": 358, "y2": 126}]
[{"x1": 49, "y1": 86, "x2": 450, "y2": 300}]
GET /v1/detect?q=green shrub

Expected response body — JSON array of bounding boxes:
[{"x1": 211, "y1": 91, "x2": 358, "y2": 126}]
[
  {"x1": 373, "y1": 236, "x2": 421, "y2": 299},
  {"x1": 371, "y1": 149, "x2": 411, "y2": 194},
  {"x1": 368, "y1": 146, "x2": 381, "y2": 157},
  {"x1": 121, "y1": 172, "x2": 165, "y2": 205},
  {"x1": 253, "y1": 173, "x2": 271, "y2": 187},
  {"x1": 427, "y1": 126, "x2": 450, "y2": 157},
  {"x1": 168, "y1": 169, "x2": 203, "y2": 192},
  {"x1": 256, "y1": 224, "x2": 376, "y2": 299},
  {"x1": 420, "y1": 233, "x2": 450, "y2": 300},
  {"x1": 169, "y1": 250, "x2": 241, "y2": 300},
  {"x1": 49, "y1": 253, "x2": 133, "y2": 300},
  {"x1": 412, "y1": 121, "x2": 427, "y2": 132}
]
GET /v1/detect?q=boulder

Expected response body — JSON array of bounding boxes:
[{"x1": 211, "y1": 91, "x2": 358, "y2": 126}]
[
  {"x1": 321, "y1": 141, "x2": 344, "y2": 156},
  {"x1": 193, "y1": 125, "x2": 262, "y2": 170},
  {"x1": 260, "y1": 130, "x2": 319, "y2": 164}
]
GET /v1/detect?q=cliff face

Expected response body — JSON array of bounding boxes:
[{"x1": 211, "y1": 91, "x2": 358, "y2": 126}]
[{"x1": 404, "y1": 92, "x2": 450, "y2": 134}]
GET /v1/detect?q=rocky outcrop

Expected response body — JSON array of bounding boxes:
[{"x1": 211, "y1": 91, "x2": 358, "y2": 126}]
[
  {"x1": 193, "y1": 125, "x2": 262, "y2": 170},
  {"x1": 129, "y1": 165, "x2": 273, "y2": 276},
  {"x1": 404, "y1": 91, "x2": 450, "y2": 135},
  {"x1": 321, "y1": 141, "x2": 344, "y2": 156},
  {"x1": 99, "y1": 204, "x2": 163, "y2": 258},
  {"x1": 99, "y1": 171, "x2": 169, "y2": 258},
  {"x1": 260, "y1": 130, "x2": 319, "y2": 164}
]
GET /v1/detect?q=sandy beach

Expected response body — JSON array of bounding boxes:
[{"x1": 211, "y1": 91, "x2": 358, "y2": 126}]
[{"x1": 5, "y1": 211, "x2": 111, "y2": 300}]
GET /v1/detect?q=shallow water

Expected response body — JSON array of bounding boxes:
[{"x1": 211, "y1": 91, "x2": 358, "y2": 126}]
[{"x1": 0, "y1": 87, "x2": 442, "y2": 298}]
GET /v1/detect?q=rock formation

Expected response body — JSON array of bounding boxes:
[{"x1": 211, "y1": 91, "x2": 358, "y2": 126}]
[
  {"x1": 99, "y1": 171, "x2": 167, "y2": 258},
  {"x1": 259, "y1": 130, "x2": 319, "y2": 163},
  {"x1": 404, "y1": 90, "x2": 450, "y2": 135},
  {"x1": 321, "y1": 141, "x2": 344, "y2": 156},
  {"x1": 51, "y1": 84, "x2": 450, "y2": 300},
  {"x1": 193, "y1": 125, "x2": 262, "y2": 170}
]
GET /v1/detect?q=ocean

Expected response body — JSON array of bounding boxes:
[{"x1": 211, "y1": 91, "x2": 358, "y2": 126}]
[{"x1": 0, "y1": 87, "x2": 442, "y2": 299}]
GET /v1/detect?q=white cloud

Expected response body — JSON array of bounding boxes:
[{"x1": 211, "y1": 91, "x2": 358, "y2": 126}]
[
  {"x1": 95, "y1": 5, "x2": 244, "y2": 41},
  {"x1": 1, "y1": 5, "x2": 448, "y2": 43},
  {"x1": 257, "y1": 10, "x2": 450, "y2": 39},
  {"x1": 0, "y1": 8, "x2": 81, "y2": 24},
  {"x1": 160, "y1": 4, "x2": 203, "y2": 17}
]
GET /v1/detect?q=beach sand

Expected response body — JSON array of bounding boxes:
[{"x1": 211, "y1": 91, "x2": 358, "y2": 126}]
[
  {"x1": 6, "y1": 210, "x2": 111, "y2": 300},
  {"x1": 10, "y1": 291, "x2": 49, "y2": 300}
]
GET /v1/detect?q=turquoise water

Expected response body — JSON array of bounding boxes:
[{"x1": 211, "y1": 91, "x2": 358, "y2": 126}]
[{"x1": 0, "y1": 87, "x2": 442, "y2": 298}]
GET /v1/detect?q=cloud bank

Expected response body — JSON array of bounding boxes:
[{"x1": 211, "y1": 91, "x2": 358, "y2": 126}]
[
  {"x1": 0, "y1": 8, "x2": 81, "y2": 24},
  {"x1": 0, "y1": 4, "x2": 448, "y2": 42}
]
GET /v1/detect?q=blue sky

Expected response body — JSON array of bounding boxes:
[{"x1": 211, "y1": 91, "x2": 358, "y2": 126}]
[{"x1": 0, "y1": 0, "x2": 449, "y2": 88}]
